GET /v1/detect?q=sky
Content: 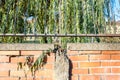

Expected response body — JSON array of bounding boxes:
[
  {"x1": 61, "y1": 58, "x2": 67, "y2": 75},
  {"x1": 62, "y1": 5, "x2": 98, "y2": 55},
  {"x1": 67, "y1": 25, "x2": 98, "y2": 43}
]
[{"x1": 113, "y1": 0, "x2": 120, "y2": 21}]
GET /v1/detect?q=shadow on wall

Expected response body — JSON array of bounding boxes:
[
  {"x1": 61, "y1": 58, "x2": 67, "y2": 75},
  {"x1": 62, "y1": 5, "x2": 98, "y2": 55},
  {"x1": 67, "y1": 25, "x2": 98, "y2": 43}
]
[{"x1": 69, "y1": 59, "x2": 73, "y2": 80}]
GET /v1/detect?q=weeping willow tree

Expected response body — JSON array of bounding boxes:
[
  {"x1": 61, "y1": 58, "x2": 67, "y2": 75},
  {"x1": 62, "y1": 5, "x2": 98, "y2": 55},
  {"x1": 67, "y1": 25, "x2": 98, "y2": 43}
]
[
  {"x1": 0, "y1": 0, "x2": 114, "y2": 44},
  {"x1": 57, "y1": 0, "x2": 106, "y2": 45}
]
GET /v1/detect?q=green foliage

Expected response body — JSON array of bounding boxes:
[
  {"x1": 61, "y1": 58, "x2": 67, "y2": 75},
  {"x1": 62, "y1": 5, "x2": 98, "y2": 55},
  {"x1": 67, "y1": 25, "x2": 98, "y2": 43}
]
[
  {"x1": 17, "y1": 50, "x2": 51, "y2": 80},
  {"x1": 31, "y1": 50, "x2": 50, "y2": 72},
  {"x1": 0, "y1": 0, "x2": 112, "y2": 43}
]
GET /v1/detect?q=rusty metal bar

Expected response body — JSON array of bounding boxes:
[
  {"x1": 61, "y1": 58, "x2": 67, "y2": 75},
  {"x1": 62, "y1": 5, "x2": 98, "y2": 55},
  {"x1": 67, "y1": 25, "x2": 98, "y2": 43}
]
[{"x1": 0, "y1": 34, "x2": 120, "y2": 37}]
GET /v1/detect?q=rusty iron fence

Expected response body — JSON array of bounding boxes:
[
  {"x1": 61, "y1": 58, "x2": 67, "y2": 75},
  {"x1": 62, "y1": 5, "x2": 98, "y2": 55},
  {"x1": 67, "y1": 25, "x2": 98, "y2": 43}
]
[{"x1": 0, "y1": 0, "x2": 120, "y2": 43}]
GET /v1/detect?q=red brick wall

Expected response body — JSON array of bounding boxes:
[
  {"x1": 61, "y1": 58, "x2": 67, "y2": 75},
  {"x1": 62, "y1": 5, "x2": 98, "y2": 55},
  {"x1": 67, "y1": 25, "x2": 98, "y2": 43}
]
[
  {"x1": 68, "y1": 50, "x2": 120, "y2": 80},
  {"x1": 0, "y1": 51, "x2": 54, "y2": 80},
  {"x1": 0, "y1": 44, "x2": 120, "y2": 80}
]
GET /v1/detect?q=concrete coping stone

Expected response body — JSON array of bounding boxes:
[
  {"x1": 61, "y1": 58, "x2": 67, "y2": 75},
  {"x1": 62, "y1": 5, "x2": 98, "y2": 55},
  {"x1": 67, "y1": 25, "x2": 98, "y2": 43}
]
[
  {"x1": 67, "y1": 43, "x2": 120, "y2": 50},
  {"x1": 0, "y1": 43, "x2": 120, "y2": 50},
  {"x1": 0, "y1": 44, "x2": 54, "y2": 50}
]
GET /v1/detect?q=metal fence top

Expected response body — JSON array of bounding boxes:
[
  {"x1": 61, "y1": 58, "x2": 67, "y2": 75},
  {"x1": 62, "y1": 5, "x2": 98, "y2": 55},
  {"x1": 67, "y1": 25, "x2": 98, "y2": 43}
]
[{"x1": 0, "y1": 0, "x2": 120, "y2": 43}]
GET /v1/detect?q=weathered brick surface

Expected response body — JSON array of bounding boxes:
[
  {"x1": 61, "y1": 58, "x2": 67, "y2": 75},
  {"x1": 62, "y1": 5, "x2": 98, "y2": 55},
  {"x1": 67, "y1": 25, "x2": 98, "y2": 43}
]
[
  {"x1": 90, "y1": 55, "x2": 110, "y2": 60},
  {"x1": 0, "y1": 51, "x2": 19, "y2": 55},
  {"x1": 21, "y1": 51, "x2": 42, "y2": 55},
  {"x1": 43, "y1": 64, "x2": 53, "y2": 69},
  {"x1": 90, "y1": 68, "x2": 111, "y2": 74},
  {"x1": 79, "y1": 51, "x2": 101, "y2": 54},
  {"x1": 0, "y1": 44, "x2": 120, "y2": 80},
  {"x1": 80, "y1": 75, "x2": 101, "y2": 80},
  {"x1": 101, "y1": 62, "x2": 120, "y2": 66},
  {"x1": 10, "y1": 56, "x2": 26, "y2": 63},
  {"x1": 35, "y1": 70, "x2": 53, "y2": 77},
  {"x1": 68, "y1": 50, "x2": 120, "y2": 80},
  {"x1": 102, "y1": 51, "x2": 120, "y2": 54},
  {"x1": 72, "y1": 62, "x2": 78, "y2": 69},
  {"x1": 69, "y1": 55, "x2": 88, "y2": 61},
  {"x1": 0, "y1": 50, "x2": 54, "y2": 80},
  {"x1": 111, "y1": 68, "x2": 120, "y2": 73},
  {"x1": 0, "y1": 77, "x2": 19, "y2": 80},
  {"x1": 101, "y1": 75, "x2": 120, "y2": 80},
  {"x1": 10, "y1": 70, "x2": 25, "y2": 77},
  {"x1": 0, "y1": 71, "x2": 9, "y2": 77},
  {"x1": 0, "y1": 63, "x2": 18, "y2": 70},
  {"x1": 67, "y1": 50, "x2": 79, "y2": 55},
  {"x1": 0, "y1": 56, "x2": 9, "y2": 62},
  {"x1": 71, "y1": 75, "x2": 78, "y2": 80},
  {"x1": 72, "y1": 69, "x2": 88, "y2": 74},
  {"x1": 79, "y1": 62, "x2": 101, "y2": 67},
  {"x1": 111, "y1": 55, "x2": 120, "y2": 60}
]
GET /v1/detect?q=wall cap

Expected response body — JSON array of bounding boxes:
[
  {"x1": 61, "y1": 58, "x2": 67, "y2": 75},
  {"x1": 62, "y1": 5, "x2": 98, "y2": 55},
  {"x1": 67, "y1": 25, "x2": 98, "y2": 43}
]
[
  {"x1": 0, "y1": 44, "x2": 54, "y2": 50},
  {"x1": 0, "y1": 43, "x2": 120, "y2": 50},
  {"x1": 67, "y1": 43, "x2": 120, "y2": 50}
]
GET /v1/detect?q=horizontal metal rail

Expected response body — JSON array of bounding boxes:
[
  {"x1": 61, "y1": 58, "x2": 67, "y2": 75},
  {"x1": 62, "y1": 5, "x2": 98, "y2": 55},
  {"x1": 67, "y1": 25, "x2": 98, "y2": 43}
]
[{"x1": 0, "y1": 34, "x2": 119, "y2": 37}]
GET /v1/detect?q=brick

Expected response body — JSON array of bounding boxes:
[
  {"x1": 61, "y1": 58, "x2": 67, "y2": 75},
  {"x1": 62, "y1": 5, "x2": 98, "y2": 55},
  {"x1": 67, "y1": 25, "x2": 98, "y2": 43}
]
[
  {"x1": 34, "y1": 55, "x2": 54, "y2": 64},
  {"x1": 0, "y1": 51, "x2": 19, "y2": 55},
  {"x1": 102, "y1": 51, "x2": 120, "y2": 54},
  {"x1": 79, "y1": 51, "x2": 101, "y2": 54},
  {"x1": 67, "y1": 50, "x2": 79, "y2": 55},
  {"x1": 10, "y1": 70, "x2": 25, "y2": 77},
  {"x1": 72, "y1": 69, "x2": 88, "y2": 74},
  {"x1": 44, "y1": 64, "x2": 53, "y2": 69},
  {"x1": 101, "y1": 75, "x2": 120, "y2": 80},
  {"x1": 36, "y1": 70, "x2": 53, "y2": 77},
  {"x1": 0, "y1": 77, "x2": 19, "y2": 80},
  {"x1": 90, "y1": 68, "x2": 111, "y2": 74},
  {"x1": 35, "y1": 70, "x2": 44, "y2": 77},
  {"x1": 79, "y1": 62, "x2": 100, "y2": 67},
  {"x1": 39, "y1": 78, "x2": 53, "y2": 80},
  {"x1": 41, "y1": 78, "x2": 53, "y2": 80},
  {"x1": 46, "y1": 56, "x2": 54, "y2": 63},
  {"x1": 69, "y1": 55, "x2": 88, "y2": 61},
  {"x1": 26, "y1": 71, "x2": 32, "y2": 77},
  {"x1": 72, "y1": 62, "x2": 78, "y2": 69},
  {"x1": 101, "y1": 62, "x2": 120, "y2": 66},
  {"x1": 0, "y1": 56, "x2": 9, "y2": 62},
  {"x1": 110, "y1": 62, "x2": 120, "y2": 66},
  {"x1": 42, "y1": 70, "x2": 53, "y2": 77},
  {"x1": 20, "y1": 78, "x2": 33, "y2": 80},
  {"x1": 80, "y1": 75, "x2": 100, "y2": 80},
  {"x1": 111, "y1": 55, "x2": 120, "y2": 60},
  {"x1": 0, "y1": 71, "x2": 9, "y2": 77},
  {"x1": 112, "y1": 68, "x2": 120, "y2": 73},
  {"x1": 90, "y1": 55, "x2": 110, "y2": 60},
  {"x1": 11, "y1": 56, "x2": 26, "y2": 63},
  {"x1": 21, "y1": 78, "x2": 53, "y2": 80},
  {"x1": 21, "y1": 51, "x2": 42, "y2": 55},
  {"x1": 0, "y1": 63, "x2": 18, "y2": 70},
  {"x1": 71, "y1": 75, "x2": 78, "y2": 80},
  {"x1": 101, "y1": 62, "x2": 110, "y2": 66}
]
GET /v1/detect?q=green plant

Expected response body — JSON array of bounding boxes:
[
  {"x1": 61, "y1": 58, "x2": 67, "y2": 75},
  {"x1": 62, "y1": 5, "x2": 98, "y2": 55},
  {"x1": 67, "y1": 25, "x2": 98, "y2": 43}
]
[
  {"x1": 17, "y1": 50, "x2": 51, "y2": 80},
  {"x1": 1, "y1": 0, "x2": 118, "y2": 44}
]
